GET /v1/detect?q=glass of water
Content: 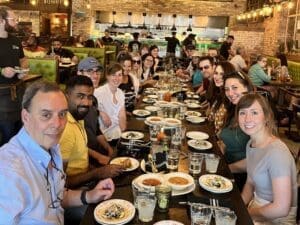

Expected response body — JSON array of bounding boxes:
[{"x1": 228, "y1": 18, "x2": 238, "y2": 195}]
[
  {"x1": 215, "y1": 209, "x2": 237, "y2": 225},
  {"x1": 190, "y1": 205, "x2": 212, "y2": 225},
  {"x1": 189, "y1": 152, "x2": 204, "y2": 176},
  {"x1": 166, "y1": 149, "x2": 180, "y2": 171},
  {"x1": 136, "y1": 195, "x2": 157, "y2": 222}
]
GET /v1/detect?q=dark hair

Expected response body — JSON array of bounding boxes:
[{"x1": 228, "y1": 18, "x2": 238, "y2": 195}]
[
  {"x1": 228, "y1": 35, "x2": 234, "y2": 40},
  {"x1": 84, "y1": 39, "x2": 95, "y2": 48},
  {"x1": 235, "y1": 93, "x2": 277, "y2": 136},
  {"x1": 0, "y1": 6, "x2": 10, "y2": 20},
  {"x1": 22, "y1": 81, "x2": 63, "y2": 110},
  {"x1": 117, "y1": 53, "x2": 132, "y2": 64},
  {"x1": 199, "y1": 56, "x2": 215, "y2": 66},
  {"x1": 276, "y1": 53, "x2": 288, "y2": 67},
  {"x1": 206, "y1": 61, "x2": 236, "y2": 107},
  {"x1": 149, "y1": 45, "x2": 159, "y2": 54},
  {"x1": 223, "y1": 71, "x2": 255, "y2": 127},
  {"x1": 133, "y1": 32, "x2": 139, "y2": 38},
  {"x1": 65, "y1": 75, "x2": 93, "y2": 94},
  {"x1": 141, "y1": 53, "x2": 155, "y2": 77},
  {"x1": 106, "y1": 63, "x2": 123, "y2": 77}
]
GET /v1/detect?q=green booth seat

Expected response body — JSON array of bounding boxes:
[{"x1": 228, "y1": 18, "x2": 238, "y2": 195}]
[
  {"x1": 64, "y1": 47, "x2": 105, "y2": 67},
  {"x1": 105, "y1": 45, "x2": 117, "y2": 64},
  {"x1": 28, "y1": 58, "x2": 59, "y2": 83},
  {"x1": 266, "y1": 56, "x2": 300, "y2": 81},
  {"x1": 74, "y1": 52, "x2": 89, "y2": 61}
]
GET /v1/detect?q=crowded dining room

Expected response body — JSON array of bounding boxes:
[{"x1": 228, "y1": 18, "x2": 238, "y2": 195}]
[{"x1": 0, "y1": 0, "x2": 300, "y2": 224}]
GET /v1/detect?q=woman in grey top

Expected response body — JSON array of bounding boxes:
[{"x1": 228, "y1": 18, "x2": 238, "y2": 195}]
[{"x1": 236, "y1": 93, "x2": 297, "y2": 225}]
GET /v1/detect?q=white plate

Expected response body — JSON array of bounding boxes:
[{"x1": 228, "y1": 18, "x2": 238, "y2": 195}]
[
  {"x1": 134, "y1": 173, "x2": 165, "y2": 191},
  {"x1": 110, "y1": 157, "x2": 139, "y2": 172},
  {"x1": 186, "y1": 116, "x2": 205, "y2": 124},
  {"x1": 172, "y1": 182, "x2": 196, "y2": 196},
  {"x1": 199, "y1": 174, "x2": 233, "y2": 194},
  {"x1": 143, "y1": 97, "x2": 155, "y2": 104},
  {"x1": 121, "y1": 131, "x2": 144, "y2": 140},
  {"x1": 145, "y1": 105, "x2": 160, "y2": 112},
  {"x1": 94, "y1": 199, "x2": 135, "y2": 225},
  {"x1": 145, "y1": 116, "x2": 164, "y2": 125},
  {"x1": 164, "y1": 172, "x2": 194, "y2": 191},
  {"x1": 186, "y1": 131, "x2": 209, "y2": 140},
  {"x1": 154, "y1": 220, "x2": 184, "y2": 225},
  {"x1": 164, "y1": 118, "x2": 182, "y2": 127},
  {"x1": 188, "y1": 139, "x2": 213, "y2": 150},
  {"x1": 148, "y1": 94, "x2": 158, "y2": 99},
  {"x1": 184, "y1": 99, "x2": 200, "y2": 104},
  {"x1": 185, "y1": 111, "x2": 201, "y2": 117},
  {"x1": 154, "y1": 100, "x2": 170, "y2": 107},
  {"x1": 132, "y1": 109, "x2": 151, "y2": 117},
  {"x1": 187, "y1": 103, "x2": 201, "y2": 109}
]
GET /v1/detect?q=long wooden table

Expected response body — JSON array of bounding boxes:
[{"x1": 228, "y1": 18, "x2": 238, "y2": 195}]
[
  {"x1": 80, "y1": 100, "x2": 254, "y2": 225},
  {"x1": 270, "y1": 79, "x2": 300, "y2": 88}
]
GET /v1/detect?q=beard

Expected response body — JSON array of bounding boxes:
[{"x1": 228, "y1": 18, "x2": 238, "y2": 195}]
[
  {"x1": 5, "y1": 23, "x2": 17, "y2": 33},
  {"x1": 71, "y1": 105, "x2": 90, "y2": 120}
]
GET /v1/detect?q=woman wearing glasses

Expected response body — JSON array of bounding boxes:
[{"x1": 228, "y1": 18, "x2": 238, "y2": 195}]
[
  {"x1": 237, "y1": 93, "x2": 297, "y2": 225},
  {"x1": 218, "y1": 71, "x2": 255, "y2": 190},
  {"x1": 248, "y1": 55, "x2": 272, "y2": 86},
  {"x1": 138, "y1": 53, "x2": 157, "y2": 88}
]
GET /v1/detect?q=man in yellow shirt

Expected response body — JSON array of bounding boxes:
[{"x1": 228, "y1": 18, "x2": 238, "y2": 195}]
[{"x1": 59, "y1": 75, "x2": 123, "y2": 189}]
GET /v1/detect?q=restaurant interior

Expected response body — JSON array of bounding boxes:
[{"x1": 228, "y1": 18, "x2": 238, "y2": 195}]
[{"x1": 0, "y1": 0, "x2": 300, "y2": 224}]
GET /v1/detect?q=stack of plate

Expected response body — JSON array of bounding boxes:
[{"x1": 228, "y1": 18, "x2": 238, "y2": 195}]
[{"x1": 186, "y1": 131, "x2": 213, "y2": 150}]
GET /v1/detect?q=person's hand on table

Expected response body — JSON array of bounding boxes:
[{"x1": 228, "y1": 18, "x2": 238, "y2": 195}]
[
  {"x1": 97, "y1": 164, "x2": 123, "y2": 179},
  {"x1": 86, "y1": 178, "x2": 115, "y2": 203}
]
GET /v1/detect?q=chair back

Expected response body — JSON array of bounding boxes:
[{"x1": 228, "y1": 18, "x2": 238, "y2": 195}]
[{"x1": 28, "y1": 58, "x2": 59, "y2": 83}]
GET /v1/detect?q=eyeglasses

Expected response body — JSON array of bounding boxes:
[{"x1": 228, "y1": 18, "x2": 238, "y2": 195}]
[
  {"x1": 145, "y1": 59, "x2": 154, "y2": 62},
  {"x1": 83, "y1": 69, "x2": 101, "y2": 75},
  {"x1": 45, "y1": 155, "x2": 66, "y2": 209},
  {"x1": 199, "y1": 65, "x2": 210, "y2": 71},
  {"x1": 132, "y1": 60, "x2": 141, "y2": 64}
]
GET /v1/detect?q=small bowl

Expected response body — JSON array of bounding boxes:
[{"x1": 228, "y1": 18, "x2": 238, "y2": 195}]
[{"x1": 164, "y1": 172, "x2": 194, "y2": 191}]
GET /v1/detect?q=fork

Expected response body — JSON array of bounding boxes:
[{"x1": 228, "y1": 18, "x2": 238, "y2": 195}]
[{"x1": 210, "y1": 198, "x2": 219, "y2": 217}]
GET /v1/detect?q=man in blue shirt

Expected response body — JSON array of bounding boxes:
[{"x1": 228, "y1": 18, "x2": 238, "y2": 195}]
[{"x1": 0, "y1": 81, "x2": 115, "y2": 225}]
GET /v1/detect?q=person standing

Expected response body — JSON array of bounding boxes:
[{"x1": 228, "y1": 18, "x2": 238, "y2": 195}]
[
  {"x1": 0, "y1": 6, "x2": 28, "y2": 146},
  {"x1": 101, "y1": 29, "x2": 113, "y2": 45},
  {"x1": 128, "y1": 32, "x2": 141, "y2": 53},
  {"x1": 165, "y1": 32, "x2": 180, "y2": 58},
  {"x1": 0, "y1": 80, "x2": 115, "y2": 224},
  {"x1": 220, "y1": 35, "x2": 234, "y2": 60}
]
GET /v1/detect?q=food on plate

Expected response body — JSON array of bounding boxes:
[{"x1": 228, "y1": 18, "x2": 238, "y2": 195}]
[
  {"x1": 102, "y1": 203, "x2": 125, "y2": 220},
  {"x1": 125, "y1": 132, "x2": 137, "y2": 139},
  {"x1": 205, "y1": 176, "x2": 228, "y2": 189},
  {"x1": 195, "y1": 140, "x2": 208, "y2": 147},
  {"x1": 142, "y1": 178, "x2": 162, "y2": 186},
  {"x1": 119, "y1": 158, "x2": 132, "y2": 169},
  {"x1": 168, "y1": 176, "x2": 189, "y2": 185},
  {"x1": 166, "y1": 119, "x2": 179, "y2": 124},
  {"x1": 150, "y1": 117, "x2": 161, "y2": 122},
  {"x1": 186, "y1": 111, "x2": 199, "y2": 116}
]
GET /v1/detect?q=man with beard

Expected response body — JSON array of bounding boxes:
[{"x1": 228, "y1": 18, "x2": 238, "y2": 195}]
[
  {"x1": 0, "y1": 6, "x2": 28, "y2": 146},
  {"x1": 60, "y1": 75, "x2": 123, "y2": 225},
  {"x1": 60, "y1": 75, "x2": 123, "y2": 188}
]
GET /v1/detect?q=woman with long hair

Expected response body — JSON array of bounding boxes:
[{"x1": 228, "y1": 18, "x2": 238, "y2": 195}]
[
  {"x1": 237, "y1": 93, "x2": 297, "y2": 225},
  {"x1": 218, "y1": 71, "x2": 255, "y2": 190}
]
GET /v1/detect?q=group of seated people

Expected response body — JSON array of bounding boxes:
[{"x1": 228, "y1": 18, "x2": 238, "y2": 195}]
[{"x1": 0, "y1": 33, "x2": 298, "y2": 225}]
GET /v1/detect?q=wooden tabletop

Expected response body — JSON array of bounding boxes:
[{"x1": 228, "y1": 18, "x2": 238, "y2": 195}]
[
  {"x1": 22, "y1": 74, "x2": 42, "y2": 82},
  {"x1": 79, "y1": 97, "x2": 254, "y2": 225},
  {"x1": 269, "y1": 79, "x2": 300, "y2": 88}
]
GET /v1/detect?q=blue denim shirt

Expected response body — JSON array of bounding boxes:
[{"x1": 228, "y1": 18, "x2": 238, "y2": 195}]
[{"x1": 0, "y1": 127, "x2": 65, "y2": 225}]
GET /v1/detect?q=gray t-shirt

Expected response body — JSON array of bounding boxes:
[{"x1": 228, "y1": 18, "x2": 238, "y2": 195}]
[{"x1": 246, "y1": 139, "x2": 297, "y2": 206}]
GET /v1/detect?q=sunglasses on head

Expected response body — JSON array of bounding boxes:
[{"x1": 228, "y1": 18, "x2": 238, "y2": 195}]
[
  {"x1": 199, "y1": 65, "x2": 210, "y2": 71},
  {"x1": 132, "y1": 60, "x2": 141, "y2": 64}
]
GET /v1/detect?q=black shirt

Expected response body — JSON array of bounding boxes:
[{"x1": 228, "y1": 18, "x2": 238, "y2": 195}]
[
  {"x1": 165, "y1": 37, "x2": 180, "y2": 53},
  {"x1": 219, "y1": 41, "x2": 231, "y2": 60},
  {"x1": 128, "y1": 40, "x2": 141, "y2": 52},
  {"x1": 47, "y1": 47, "x2": 75, "y2": 58},
  {"x1": 101, "y1": 36, "x2": 113, "y2": 45}
]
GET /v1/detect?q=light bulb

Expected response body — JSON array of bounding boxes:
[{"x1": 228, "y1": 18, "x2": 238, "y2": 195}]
[
  {"x1": 63, "y1": 0, "x2": 69, "y2": 7},
  {"x1": 288, "y1": 1, "x2": 294, "y2": 9},
  {"x1": 86, "y1": 3, "x2": 91, "y2": 9},
  {"x1": 276, "y1": 4, "x2": 282, "y2": 11}
]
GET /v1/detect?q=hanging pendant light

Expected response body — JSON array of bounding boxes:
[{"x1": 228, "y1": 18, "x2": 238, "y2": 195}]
[
  {"x1": 127, "y1": 12, "x2": 132, "y2": 28},
  {"x1": 187, "y1": 15, "x2": 192, "y2": 31},
  {"x1": 171, "y1": 14, "x2": 177, "y2": 31},
  {"x1": 142, "y1": 13, "x2": 147, "y2": 29},
  {"x1": 156, "y1": 13, "x2": 162, "y2": 30},
  {"x1": 111, "y1": 11, "x2": 117, "y2": 28}
]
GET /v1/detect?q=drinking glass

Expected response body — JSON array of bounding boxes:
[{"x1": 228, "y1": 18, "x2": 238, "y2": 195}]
[
  {"x1": 205, "y1": 154, "x2": 220, "y2": 173},
  {"x1": 166, "y1": 149, "x2": 180, "y2": 171},
  {"x1": 149, "y1": 124, "x2": 161, "y2": 142},
  {"x1": 137, "y1": 195, "x2": 157, "y2": 222},
  {"x1": 190, "y1": 205, "x2": 212, "y2": 225},
  {"x1": 215, "y1": 210, "x2": 237, "y2": 225},
  {"x1": 189, "y1": 152, "x2": 203, "y2": 176},
  {"x1": 155, "y1": 185, "x2": 172, "y2": 212}
]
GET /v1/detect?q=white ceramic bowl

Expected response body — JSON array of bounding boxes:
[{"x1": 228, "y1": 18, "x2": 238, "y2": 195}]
[{"x1": 164, "y1": 172, "x2": 194, "y2": 191}]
